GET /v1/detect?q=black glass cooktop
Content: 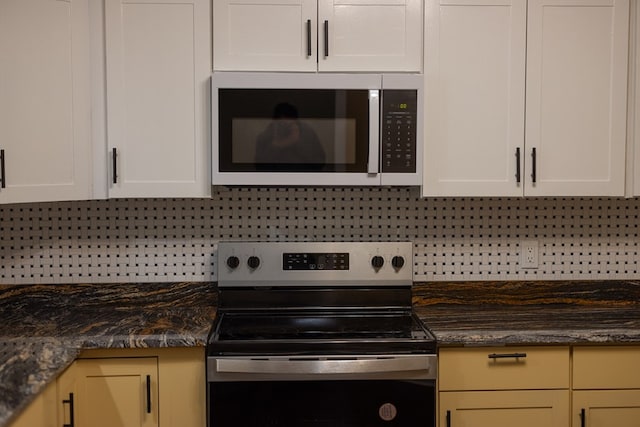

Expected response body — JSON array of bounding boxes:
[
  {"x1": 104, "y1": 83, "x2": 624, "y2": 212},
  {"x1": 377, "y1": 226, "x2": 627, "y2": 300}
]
[
  {"x1": 216, "y1": 311, "x2": 429, "y2": 341},
  {"x1": 208, "y1": 310, "x2": 436, "y2": 356}
]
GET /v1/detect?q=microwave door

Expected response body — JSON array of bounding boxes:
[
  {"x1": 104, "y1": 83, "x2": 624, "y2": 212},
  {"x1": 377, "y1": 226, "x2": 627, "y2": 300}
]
[{"x1": 213, "y1": 86, "x2": 381, "y2": 186}]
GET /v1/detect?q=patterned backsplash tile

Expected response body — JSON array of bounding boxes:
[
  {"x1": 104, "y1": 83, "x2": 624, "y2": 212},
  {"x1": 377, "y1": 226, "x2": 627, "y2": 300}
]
[{"x1": 1, "y1": 187, "x2": 638, "y2": 283}]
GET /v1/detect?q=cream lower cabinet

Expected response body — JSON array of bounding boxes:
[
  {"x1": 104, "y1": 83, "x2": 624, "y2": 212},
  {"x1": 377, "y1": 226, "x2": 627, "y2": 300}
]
[
  {"x1": 9, "y1": 375, "x2": 61, "y2": 427},
  {"x1": 438, "y1": 346, "x2": 570, "y2": 427},
  {"x1": 8, "y1": 347, "x2": 204, "y2": 427},
  {"x1": 440, "y1": 390, "x2": 570, "y2": 427},
  {"x1": 572, "y1": 346, "x2": 640, "y2": 427},
  {"x1": 71, "y1": 357, "x2": 159, "y2": 427}
]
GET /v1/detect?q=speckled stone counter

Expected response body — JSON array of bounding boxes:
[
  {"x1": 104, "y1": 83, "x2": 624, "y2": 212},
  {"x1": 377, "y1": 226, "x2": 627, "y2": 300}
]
[
  {"x1": 3, "y1": 280, "x2": 640, "y2": 426},
  {"x1": 0, "y1": 282, "x2": 216, "y2": 427},
  {"x1": 413, "y1": 280, "x2": 640, "y2": 346}
]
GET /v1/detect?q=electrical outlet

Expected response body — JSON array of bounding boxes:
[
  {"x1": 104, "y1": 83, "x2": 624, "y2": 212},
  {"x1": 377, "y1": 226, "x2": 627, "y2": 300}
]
[{"x1": 521, "y1": 240, "x2": 539, "y2": 269}]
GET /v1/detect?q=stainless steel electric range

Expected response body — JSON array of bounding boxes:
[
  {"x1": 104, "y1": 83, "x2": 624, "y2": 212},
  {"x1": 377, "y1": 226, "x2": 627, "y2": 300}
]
[{"x1": 207, "y1": 241, "x2": 437, "y2": 427}]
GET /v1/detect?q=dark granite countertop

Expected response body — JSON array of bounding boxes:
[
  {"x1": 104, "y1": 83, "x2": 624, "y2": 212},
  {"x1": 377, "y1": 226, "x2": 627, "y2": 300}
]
[
  {"x1": 0, "y1": 282, "x2": 217, "y2": 427},
  {"x1": 3, "y1": 279, "x2": 640, "y2": 426},
  {"x1": 413, "y1": 280, "x2": 640, "y2": 346}
]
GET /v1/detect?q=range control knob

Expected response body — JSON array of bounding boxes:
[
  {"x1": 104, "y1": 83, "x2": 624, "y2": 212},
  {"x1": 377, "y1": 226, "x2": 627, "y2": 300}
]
[
  {"x1": 226, "y1": 256, "x2": 240, "y2": 270},
  {"x1": 371, "y1": 256, "x2": 385, "y2": 270},
  {"x1": 392, "y1": 256, "x2": 405, "y2": 270},
  {"x1": 247, "y1": 256, "x2": 261, "y2": 270}
]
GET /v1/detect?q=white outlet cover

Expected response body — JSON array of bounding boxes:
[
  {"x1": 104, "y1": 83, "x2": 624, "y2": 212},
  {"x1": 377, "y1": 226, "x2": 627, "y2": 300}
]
[{"x1": 521, "y1": 240, "x2": 539, "y2": 269}]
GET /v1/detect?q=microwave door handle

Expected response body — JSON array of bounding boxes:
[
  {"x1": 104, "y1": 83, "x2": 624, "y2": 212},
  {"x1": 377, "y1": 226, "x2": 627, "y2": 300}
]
[{"x1": 368, "y1": 90, "x2": 380, "y2": 174}]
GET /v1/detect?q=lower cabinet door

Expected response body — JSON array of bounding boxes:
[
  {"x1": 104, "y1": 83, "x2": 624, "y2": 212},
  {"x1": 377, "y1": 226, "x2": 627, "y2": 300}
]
[
  {"x1": 573, "y1": 390, "x2": 640, "y2": 427},
  {"x1": 74, "y1": 357, "x2": 159, "y2": 427},
  {"x1": 439, "y1": 390, "x2": 569, "y2": 427}
]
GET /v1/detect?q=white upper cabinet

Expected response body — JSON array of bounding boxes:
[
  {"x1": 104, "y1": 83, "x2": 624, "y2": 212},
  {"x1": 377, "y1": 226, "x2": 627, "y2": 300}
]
[
  {"x1": 317, "y1": 0, "x2": 423, "y2": 71},
  {"x1": 635, "y1": 1, "x2": 640, "y2": 197},
  {"x1": 525, "y1": 0, "x2": 628, "y2": 197},
  {"x1": 423, "y1": 0, "x2": 526, "y2": 197},
  {"x1": 213, "y1": 0, "x2": 318, "y2": 72},
  {"x1": 105, "y1": 0, "x2": 211, "y2": 198},
  {"x1": 423, "y1": 0, "x2": 629, "y2": 197},
  {"x1": 213, "y1": 0, "x2": 423, "y2": 72},
  {"x1": 0, "y1": 0, "x2": 92, "y2": 204}
]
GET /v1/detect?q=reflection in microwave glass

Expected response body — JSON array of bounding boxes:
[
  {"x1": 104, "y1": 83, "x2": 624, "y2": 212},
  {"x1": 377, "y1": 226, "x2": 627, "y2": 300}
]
[{"x1": 232, "y1": 118, "x2": 356, "y2": 166}]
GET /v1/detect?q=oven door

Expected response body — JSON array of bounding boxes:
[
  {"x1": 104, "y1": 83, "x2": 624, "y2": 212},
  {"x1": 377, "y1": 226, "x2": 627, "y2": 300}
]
[
  {"x1": 211, "y1": 72, "x2": 382, "y2": 186},
  {"x1": 207, "y1": 355, "x2": 436, "y2": 427}
]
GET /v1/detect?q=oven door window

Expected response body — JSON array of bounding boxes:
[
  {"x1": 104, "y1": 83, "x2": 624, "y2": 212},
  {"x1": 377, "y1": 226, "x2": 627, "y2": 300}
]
[
  {"x1": 210, "y1": 379, "x2": 435, "y2": 427},
  {"x1": 218, "y1": 89, "x2": 371, "y2": 172}
]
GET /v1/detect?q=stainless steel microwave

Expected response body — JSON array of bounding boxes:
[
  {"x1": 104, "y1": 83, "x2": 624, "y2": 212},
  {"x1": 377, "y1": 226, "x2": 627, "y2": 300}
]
[{"x1": 211, "y1": 72, "x2": 423, "y2": 186}]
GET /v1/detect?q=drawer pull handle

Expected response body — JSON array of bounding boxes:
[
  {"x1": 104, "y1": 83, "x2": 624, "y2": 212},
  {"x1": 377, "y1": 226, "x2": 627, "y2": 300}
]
[
  {"x1": 146, "y1": 375, "x2": 151, "y2": 414},
  {"x1": 306, "y1": 19, "x2": 312, "y2": 57},
  {"x1": 323, "y1": 20, "x2": 329, "y2": 57},
  {"x1": 488, "y1": 353, "x2": 527, "y2": 359},
  {"x1": 112, "y1": 147, "x2": 118, "y2": 184},
  {"x1": 446, "y1": 410, "x2": 451, "y2": 427},
  {"x1": 515, "y1": 147, "x2": 521, "y2": 183},
  {"x1": 580, "y1": 408, "x2": 586, "y2": 427},
  {"x1": 531, "y1": 147, "x2": 537, "y2": 183},
  {"x1": 0, "y1": 149, "x2": 5, "y2": 189},
  {"x1": 62, "y1": 392, "x2": 75, "y2": 427}
]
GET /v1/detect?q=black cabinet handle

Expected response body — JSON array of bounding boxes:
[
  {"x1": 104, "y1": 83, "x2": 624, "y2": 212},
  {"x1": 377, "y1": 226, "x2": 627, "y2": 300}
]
[
  {"x1": 515, "y1": 147, "x2": 521, "y2": 183},
  {"x1": 446, "y1": 410, "x2": 451, "y2": 427},
  {"x1": 146, "y1": 375, "x2": 151, "y2": 414},
  {"x1": 306, "y1": 19, "x2": 312, "y2": 57},
  {"x1": 580, "y1": 408, "x2": 586, "y2": 427},
  {"x1": 63, "y1": 392, "x2": 75, "y2": 427},
  {"x1": 0, "y1": 149, "x2": 5, "y2": 189},
  {"x1": 531, "y1": 147, "x2": 537, "y2": 183},
  {"x1": 488, "y1": 353, "x2": 527, "y2": 359},
  {"x1": 112, "y1": 147, "x2": 118, "y2": 184},
  {"x1": 324, "y1": 20, "x2": 329, "y2": 57}
]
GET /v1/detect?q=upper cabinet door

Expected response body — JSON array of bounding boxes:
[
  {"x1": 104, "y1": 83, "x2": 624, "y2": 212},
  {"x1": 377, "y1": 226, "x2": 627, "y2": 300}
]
[
  {"x1": 105, "y1": 0, "x2": 211, "y2": 198},
  {"x1": 0, "y1": 0, "x2": 92, "y2": 204},
  {"x1": 318, "y1": 0, "x2": 423, "y2": 72},
  {"x1": 525, "y1": 0, "x2": 629, "y2": 196},
  {"x1": 213, "y1": 0, "x2": 422, "y2": 72},
  {"x1": 213, "y1": 0, "x2": 318, "y2": 72},
  {"x1": 423, "y1": 0, "x2": 527, "y2": 197}
]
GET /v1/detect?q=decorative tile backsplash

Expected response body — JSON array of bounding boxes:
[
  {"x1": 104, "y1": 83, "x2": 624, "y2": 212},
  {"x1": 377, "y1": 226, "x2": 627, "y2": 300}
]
[{"x1": 1, "y1": 187, "x2": 639, "y2": 284}]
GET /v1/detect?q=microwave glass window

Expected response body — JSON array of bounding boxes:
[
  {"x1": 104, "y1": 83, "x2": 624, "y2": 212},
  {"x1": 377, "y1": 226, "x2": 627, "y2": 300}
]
[
  {"x1": 231, "y1": 118, "x2": 357, "y2": 165},
  {"x1": 218, "y1": 89, "x2": 370, "y2": 172}
]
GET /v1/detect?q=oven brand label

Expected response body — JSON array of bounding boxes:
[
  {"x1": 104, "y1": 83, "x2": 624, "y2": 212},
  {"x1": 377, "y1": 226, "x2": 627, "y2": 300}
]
[{"x1": 378, "y1": 403, "x2": 397, "y2": 421}]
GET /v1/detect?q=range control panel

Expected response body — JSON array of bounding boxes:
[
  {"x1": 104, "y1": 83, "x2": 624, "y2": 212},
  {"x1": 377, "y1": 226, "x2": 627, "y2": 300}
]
[
  {"x1": 283, "y1": 253, "x2": 349, "y2": 271},
  {"x1": 217, "y1": 241, "x2": 413, "y2": 287},
  {"x1": 381, "y1": 90, "x2": 417, "y2": 173}
]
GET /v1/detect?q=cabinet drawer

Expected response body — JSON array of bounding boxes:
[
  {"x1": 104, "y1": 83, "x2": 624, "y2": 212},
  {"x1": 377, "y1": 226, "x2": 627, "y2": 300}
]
[
  {"x1": 573, "y1": 346, "x2": 640, "y2": 390},
  {"x1": 438, "y1": 346, "x2": 570, "y2": 391},
  {"x1": 439, "y1": 390, "x2": 570, "y2": 427}
]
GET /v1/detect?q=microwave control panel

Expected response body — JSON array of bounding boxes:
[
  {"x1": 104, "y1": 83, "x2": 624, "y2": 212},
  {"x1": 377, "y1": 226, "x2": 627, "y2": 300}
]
[{"x1": 381, "y1": 90, "x2": 417, "y2": 173}]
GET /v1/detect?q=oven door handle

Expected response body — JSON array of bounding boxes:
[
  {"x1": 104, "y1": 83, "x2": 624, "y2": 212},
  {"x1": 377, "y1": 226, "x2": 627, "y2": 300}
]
[{"x1": 214, "y1": 355, "x2": 435, "y2": 376}]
